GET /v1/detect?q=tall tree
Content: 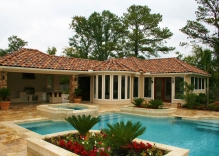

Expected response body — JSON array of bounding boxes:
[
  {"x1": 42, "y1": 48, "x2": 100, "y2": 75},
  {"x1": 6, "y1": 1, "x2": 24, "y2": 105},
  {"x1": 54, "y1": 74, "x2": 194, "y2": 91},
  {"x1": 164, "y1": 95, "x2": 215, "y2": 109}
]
[
  {"x1": 122, "y1": 5, "x2": 175, "y2": 58},
  {"x1": 180, "y1": 0, "x2": 219, "y2": 57},
  {"x1": 88, "y1": 11, "x2": 125, "y2": 60},
  {"x1": 69, "y1": 10, "x2": 125, "y2": 61},
  {"x1": 69, "y1": 16, "x2": 92, "y2": 59},
  {"x1": 46, "y1": 46, "x2": 57, "y2": 55},
  {"x1": 0, "y1": 35, "x2": 28, "y2": 56}
]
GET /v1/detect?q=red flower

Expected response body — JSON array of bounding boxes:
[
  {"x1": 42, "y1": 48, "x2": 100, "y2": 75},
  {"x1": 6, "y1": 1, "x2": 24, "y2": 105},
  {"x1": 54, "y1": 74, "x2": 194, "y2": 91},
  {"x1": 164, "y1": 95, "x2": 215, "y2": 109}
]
[
  {"x1": 99, "y1": 150, "x2": 109, "y2": 156},
  {"x1": 89, "y1": 150, "x2": 97, "y2": 156},
  {"x1": 59, "y1": 139, "x2": 66, "y2": 147},
  {"x1": 123, "y1": 141, "x2": 152, "y2": 152},
  {"x1": 65, "y1": 141, "x2": 72, "y2": 149}
]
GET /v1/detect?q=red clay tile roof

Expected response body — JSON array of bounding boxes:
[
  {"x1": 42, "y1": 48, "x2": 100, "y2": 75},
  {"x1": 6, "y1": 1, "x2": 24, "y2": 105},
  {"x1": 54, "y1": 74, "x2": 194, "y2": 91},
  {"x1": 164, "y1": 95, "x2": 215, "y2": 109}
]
[
  {"x1": 0, "y1": 48, "x2": 209, "y2": 75},
  {"x1": 0, "y1": 48, "x2": 101, "y2": 71},
  {"x1": 92, "y1": 57, "x2": 131, "y2": 71}
]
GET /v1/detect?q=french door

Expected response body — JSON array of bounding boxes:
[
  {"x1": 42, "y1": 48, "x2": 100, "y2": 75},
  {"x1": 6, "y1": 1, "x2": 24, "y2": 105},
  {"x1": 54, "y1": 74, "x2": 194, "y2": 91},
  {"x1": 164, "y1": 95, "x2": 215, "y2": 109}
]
[{"x1": 154, "y1": 77, "x2": 171, "y2": 102}]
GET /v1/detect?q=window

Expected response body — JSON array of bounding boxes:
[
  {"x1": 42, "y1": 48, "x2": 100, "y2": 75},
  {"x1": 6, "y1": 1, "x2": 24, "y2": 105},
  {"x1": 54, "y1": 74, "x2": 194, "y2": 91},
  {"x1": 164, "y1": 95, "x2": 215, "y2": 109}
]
[
  {"x1": 113, "y1": 75, "x2": 118, "y2": 99},
  {"x1": 175, "y1": 77, "x2": 184, "y2": 99},
  {"x1": 98, "y1": 75, "x2": 102, "y2": 99},
  {"x1": 127, "y1": 76, "x2": 130, "y2": 99},
  {"x1": 105, "y1": 75, "x2": 110, "y2": 99},
  {"x1": 144, "y1": 77, "x2": 151, "y2": 97},
  {"x1": 191, "y1": 77, "x2": 205, "y2": 90},
  {"x1": 202, "y1": 78, "x2": 204, "y2": 89},
  {"x1": 133, "y1": 77, "x2": 139, "y2": 97},
  {"x1": 94, "y1": 76, "x2": 96, "y2": 99},
  {"x1": 121, "y1": 75, "x2": 126, "y2": 99},
  {"x1": 94, "y1": 74, "x2": 131, "y2": 100}
]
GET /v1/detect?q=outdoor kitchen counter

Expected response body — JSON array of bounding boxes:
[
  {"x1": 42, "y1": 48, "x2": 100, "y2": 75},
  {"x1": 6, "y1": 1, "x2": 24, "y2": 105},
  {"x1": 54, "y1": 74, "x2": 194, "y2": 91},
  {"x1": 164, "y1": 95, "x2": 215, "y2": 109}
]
[{"x1": 47, "y1": 92, "x2": 62, "y2": 103}]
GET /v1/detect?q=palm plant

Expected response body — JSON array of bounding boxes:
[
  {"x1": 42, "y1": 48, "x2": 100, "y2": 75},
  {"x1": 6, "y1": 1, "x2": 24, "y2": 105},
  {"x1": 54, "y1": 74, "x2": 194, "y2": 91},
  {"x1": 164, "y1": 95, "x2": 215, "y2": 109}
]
[
  {"x1": 103, "y1": 121, "x2": 146, "y2": 148},
  {"x1": 132, "y1": 97, "x2": 145, "y2": 107},
  {"x1": 0, "y1": 87, "x2": 11, "y2": 101},
  {"x1": 65, "y1": 115, "x2": 100, "y2": 136}
]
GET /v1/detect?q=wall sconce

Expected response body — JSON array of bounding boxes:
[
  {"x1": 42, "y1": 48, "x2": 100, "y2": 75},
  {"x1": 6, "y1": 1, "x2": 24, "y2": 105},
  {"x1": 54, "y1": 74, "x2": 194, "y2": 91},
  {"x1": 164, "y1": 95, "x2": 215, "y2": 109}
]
[
  {"x1": 172, "y1": 77, "x2": 174, "y2": 83},
  {"x1": 151, "y1": 78, "x2": 153, "y2": 83}
]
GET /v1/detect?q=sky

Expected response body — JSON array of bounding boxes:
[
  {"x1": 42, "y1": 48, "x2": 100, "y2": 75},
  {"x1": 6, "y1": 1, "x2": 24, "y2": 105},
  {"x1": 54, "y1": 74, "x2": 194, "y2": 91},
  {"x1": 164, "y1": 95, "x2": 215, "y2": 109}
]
[{"x1": 0, "y1": 0, "x2": 211, "y2": 58}]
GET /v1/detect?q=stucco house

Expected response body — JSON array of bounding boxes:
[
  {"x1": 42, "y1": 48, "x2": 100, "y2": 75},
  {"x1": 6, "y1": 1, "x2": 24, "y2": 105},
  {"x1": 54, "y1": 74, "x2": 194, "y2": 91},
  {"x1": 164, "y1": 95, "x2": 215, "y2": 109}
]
[{"x1": 0, "y1": 48, "x2": 209, "y2": 106}]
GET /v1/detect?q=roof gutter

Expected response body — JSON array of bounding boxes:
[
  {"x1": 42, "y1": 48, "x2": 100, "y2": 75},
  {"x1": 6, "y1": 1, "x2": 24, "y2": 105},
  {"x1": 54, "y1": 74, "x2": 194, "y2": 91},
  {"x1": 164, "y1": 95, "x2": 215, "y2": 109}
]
[
  {"x1": 0, "y1": 66, "x2": 89, "y2": 75},
  {"x1": 0, "y1": 66, "x2": 136, "y2": 75},
  {"x1": 143, "y1": 72, "x2": 210, "y2": 77}
]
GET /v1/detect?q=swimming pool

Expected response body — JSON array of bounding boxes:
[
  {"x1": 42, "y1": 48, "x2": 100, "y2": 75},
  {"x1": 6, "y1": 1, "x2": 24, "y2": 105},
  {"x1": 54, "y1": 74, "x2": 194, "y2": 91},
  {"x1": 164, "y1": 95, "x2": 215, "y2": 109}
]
[{"x1": 18, "y1": 113, "x2": 219, "y2": 156}]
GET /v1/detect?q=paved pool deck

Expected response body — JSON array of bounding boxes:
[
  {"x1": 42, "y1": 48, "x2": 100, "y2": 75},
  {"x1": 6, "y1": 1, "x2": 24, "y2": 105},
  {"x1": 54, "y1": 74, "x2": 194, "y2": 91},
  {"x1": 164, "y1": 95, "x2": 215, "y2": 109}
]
[{"x1": 0, "y1": 102, "x2": 219, "y2": 156}]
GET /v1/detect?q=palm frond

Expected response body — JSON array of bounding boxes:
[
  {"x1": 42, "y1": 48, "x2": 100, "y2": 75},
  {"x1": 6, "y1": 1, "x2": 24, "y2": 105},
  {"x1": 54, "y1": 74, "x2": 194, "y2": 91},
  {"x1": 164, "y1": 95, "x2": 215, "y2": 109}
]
[{"x1": 65, "y1": 114, "x2": 100, "y2": 136}]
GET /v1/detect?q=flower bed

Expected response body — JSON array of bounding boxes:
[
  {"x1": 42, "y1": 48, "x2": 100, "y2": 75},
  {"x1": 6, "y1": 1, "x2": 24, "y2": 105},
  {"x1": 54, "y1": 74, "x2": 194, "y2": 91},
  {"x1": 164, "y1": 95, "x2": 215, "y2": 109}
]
[{"x1": 44, "y1": 132, "x2": 169, "y2": 156}]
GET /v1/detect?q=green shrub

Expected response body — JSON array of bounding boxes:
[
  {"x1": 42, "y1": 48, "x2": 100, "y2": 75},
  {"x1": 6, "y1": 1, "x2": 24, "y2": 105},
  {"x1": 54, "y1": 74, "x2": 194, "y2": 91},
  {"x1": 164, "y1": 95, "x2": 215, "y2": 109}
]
[
  {"x1": 207, "y1": 103, "x2": 219, "y2": 111},
  {"x1": 0, "y1": 87, "x2": 11, "y2": 101},
  {"x1": 74, "y1": 87, "x2": 82, "y2": 97},
  {"x1": 148, "y1": 99, "x2": 164, "y2": 109},
  {"x1": 196, "y1": 93, "x2": 207, "y2": 105},
  {"x1": 65, "y1": 115, "x2": 100, "y2": 136},
  {"x1": 103, "y1": 121, "x2": 146, "y2": 149},
  {"x1": 132, "y1": 97, "x2": 145, "y2": 107},
  {"x1": 183, "y1": 92, "x2": 197, "y2": 109}
]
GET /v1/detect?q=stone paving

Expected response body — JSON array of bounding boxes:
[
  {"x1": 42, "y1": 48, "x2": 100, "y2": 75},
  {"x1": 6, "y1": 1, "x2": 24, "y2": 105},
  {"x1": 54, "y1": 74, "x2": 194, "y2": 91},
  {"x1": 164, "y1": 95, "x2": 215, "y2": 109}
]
[{"x1": 0, "y1": 102, "x2": 219, "y2": 156}]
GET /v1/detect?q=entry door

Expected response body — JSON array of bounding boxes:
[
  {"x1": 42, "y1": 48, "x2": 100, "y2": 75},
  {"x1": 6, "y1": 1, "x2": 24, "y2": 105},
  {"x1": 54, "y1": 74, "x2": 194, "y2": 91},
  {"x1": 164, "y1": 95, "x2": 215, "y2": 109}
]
[
  {"x1": 78, "y1": 77, "x2": 90, "y2": 101},
  {"x1": 154, "y1": 78, "x2": 171, "y2": 102}
]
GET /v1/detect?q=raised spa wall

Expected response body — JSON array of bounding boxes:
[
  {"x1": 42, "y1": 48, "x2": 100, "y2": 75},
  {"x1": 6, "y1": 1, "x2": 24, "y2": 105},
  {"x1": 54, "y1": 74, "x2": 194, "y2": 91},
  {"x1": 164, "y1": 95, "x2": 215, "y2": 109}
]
[
  {"x1": 120, "y1": 106, "x2": 177, "y2": 117},
  {"x1": 37, "y1": 103, "x2": 98, "y2": 120}
]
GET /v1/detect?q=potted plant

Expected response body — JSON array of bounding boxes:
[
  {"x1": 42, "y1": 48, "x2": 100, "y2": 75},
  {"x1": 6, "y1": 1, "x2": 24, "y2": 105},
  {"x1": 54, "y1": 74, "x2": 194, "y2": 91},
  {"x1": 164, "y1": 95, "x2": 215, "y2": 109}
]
[
  {"x1": 0, "y1": 87, "x2": 11, "y2": 110},
  {"x1": 73, "y1": 87, "x2": 82, "y2": 103}
]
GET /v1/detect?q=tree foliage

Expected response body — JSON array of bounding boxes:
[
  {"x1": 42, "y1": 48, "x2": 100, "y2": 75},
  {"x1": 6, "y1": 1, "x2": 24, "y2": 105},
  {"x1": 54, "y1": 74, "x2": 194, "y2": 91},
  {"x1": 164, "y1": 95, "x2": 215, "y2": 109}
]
[
  {"x1": 69, "y1": 10, "x2": 125, "y2": 60},
  {"x1": 62, "y1": 47, "x2": 81, "y2": 58},
  {"x1": 177, "y1": 45, "x2": 219, "y2": 100},
  {"x1": 123, "y1": 5, "x2": 175, "y2": 58},
  {"x1": 0, "y1": 35, "x2": 28, "y2": 56},
  {"x1": 180, "y1": 0, "x2": 219, "y2": 56},
  {"x1": 46, "y1": 46, "x2": 57, "y2": 55},
  {"x1": 69, "y1": 5, "x2": 174, "y2": 60}
]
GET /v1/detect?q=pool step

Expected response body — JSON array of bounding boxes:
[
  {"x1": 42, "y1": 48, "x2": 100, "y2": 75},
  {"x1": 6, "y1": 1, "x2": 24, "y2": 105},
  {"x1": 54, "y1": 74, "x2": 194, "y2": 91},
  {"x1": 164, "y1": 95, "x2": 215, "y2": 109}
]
[
  {"x1": 100, "y1": 114, "x2": 122, "y2": 121},
  {"x1": 19, "y1": 122, "x2": 54, "y2": 129},
  {"x1": 196, "y1": 121, "x2": 219, "y2": 132},
  {"x1": 196, "y1": 125, "x2": 219, "y2": 132},
  {"x1": 197, "y1": 122, "x2": 219, "y2": 128}
]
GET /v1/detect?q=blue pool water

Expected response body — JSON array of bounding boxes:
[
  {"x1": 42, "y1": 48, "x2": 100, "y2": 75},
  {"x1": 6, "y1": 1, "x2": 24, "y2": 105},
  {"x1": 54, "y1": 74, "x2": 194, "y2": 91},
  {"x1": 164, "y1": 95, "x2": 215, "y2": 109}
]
[{"x1": 18, "y1": 113, "x2": 219, "y2": 156}]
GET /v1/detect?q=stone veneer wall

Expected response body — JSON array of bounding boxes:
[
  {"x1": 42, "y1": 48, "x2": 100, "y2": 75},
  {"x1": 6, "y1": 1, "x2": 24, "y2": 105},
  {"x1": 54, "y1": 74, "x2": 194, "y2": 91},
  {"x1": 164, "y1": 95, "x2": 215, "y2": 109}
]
[
  {"x1": 0, "y1": 72, "x2": 7, "y2": 88},
  {"x1": 69, "y1": 75, "x2": 78, "y2": 103}
]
